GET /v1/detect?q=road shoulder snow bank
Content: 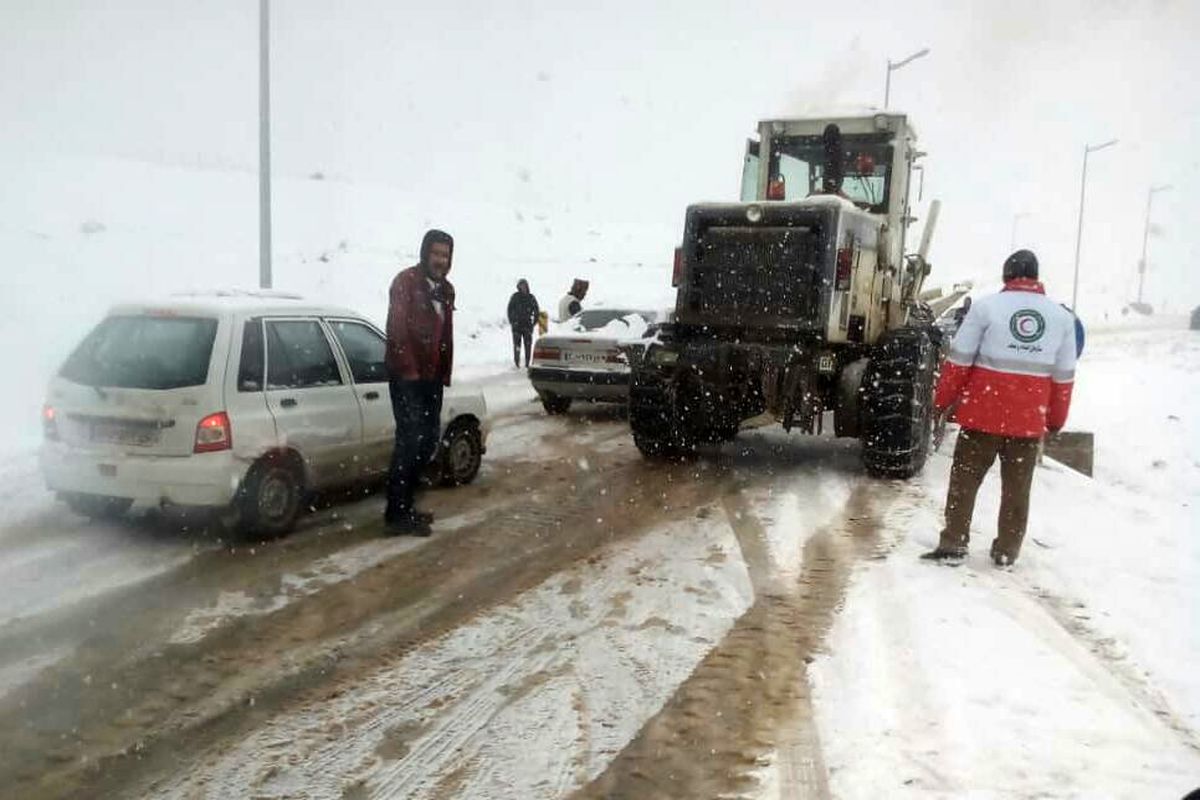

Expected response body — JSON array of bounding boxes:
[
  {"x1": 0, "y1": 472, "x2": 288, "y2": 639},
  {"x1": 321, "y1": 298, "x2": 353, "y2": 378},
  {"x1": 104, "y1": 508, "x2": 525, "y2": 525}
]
[{"x1": 809, "y1": 329, "x2": 1200, "y2": 798}]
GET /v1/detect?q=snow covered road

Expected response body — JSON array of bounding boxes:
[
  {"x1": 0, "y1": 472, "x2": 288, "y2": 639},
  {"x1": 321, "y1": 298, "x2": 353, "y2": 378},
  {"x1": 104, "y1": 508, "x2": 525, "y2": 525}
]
[
  {"x1": 0, "y1": 369, "x2": 880, "y2": 799},
  {"x1": 1, "y1": 329, "x2": 1197, "y2": 799}
]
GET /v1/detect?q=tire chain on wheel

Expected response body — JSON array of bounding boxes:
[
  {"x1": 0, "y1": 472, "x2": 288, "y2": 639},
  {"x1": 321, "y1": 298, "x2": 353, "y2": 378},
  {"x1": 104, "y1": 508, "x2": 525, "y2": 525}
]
[
  {"x1": 860, "y1": 327, "x2": 937, "y2": 479},
  {"x1": 628, "y1": 368, "x2": 693, "y2": 459}
]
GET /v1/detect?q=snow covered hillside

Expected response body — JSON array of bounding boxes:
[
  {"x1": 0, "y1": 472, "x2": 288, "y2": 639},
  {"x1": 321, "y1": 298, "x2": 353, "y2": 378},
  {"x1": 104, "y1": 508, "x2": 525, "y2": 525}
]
[{"x1": 0, "y1": 155, "x2": 678, "y2": 455}]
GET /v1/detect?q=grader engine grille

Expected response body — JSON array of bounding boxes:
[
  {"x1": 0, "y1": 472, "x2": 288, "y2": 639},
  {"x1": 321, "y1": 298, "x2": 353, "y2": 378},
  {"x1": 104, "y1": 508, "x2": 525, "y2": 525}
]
[{"x1": 687, "y1": 225, "x2": 821, "y2": 324}]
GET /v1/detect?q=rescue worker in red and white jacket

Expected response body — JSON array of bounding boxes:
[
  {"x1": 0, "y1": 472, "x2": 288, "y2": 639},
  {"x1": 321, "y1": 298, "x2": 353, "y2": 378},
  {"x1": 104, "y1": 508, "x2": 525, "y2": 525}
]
[{"x1": 922, "y1": 249, "x2": 1077, "y2": 567}]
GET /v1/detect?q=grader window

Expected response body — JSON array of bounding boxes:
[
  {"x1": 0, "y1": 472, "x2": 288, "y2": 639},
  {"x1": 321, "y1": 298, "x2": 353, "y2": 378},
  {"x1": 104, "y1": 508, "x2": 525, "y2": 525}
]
[
  {"x1": 740, "y1": 139, "x2": 760, "y2": 201},
  {"x1": 768, "y1": 135, "x2": 894, "y2": 213}
]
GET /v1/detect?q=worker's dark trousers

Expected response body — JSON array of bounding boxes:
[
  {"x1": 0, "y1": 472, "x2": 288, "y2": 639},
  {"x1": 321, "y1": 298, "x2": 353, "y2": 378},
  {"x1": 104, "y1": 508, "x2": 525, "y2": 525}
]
[
  {"x1": 938, "y1": 429, "x2": 1041, "y2": 562},
  {"x1": 385, "y1": 379, "x2": 443, "y2": 523},
  {"x1": 511, "y1": 328, "x2": 532, "y2": 367}
]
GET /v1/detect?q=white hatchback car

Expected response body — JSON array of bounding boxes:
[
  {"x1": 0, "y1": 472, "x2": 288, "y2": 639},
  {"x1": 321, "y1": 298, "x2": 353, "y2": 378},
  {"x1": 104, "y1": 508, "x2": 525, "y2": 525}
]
[{"x1": 40, "y1": 291, "x2": 488, "y2": 535}]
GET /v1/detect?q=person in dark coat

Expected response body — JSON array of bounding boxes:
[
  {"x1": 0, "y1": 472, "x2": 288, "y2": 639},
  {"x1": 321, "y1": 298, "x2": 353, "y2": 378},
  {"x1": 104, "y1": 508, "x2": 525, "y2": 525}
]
[
  {"x1": 383, "y1": 229, "x2": 455, "y2": 537},
  {"x1": 506, "y1": 279, "x2": 539, "y2": 368},
  {"x1": 952, "y1": 296, "x2": 972, "y2": 332}
]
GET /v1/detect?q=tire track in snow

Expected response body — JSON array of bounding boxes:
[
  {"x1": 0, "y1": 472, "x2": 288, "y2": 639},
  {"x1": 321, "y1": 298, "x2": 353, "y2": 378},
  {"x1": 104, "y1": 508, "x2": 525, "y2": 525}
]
[
  {"x1": 145, "y1": 509, "x2": 754, "y2": 799},
  {"x1": 0, "y1": 448, "x2": 607, "y2": 798},
  {"x1": 8, "y1": 438, "x2": 755, "y2": 799},
  {"x1": 576, "y1": 477, "x2": 901, "y2": 799}
]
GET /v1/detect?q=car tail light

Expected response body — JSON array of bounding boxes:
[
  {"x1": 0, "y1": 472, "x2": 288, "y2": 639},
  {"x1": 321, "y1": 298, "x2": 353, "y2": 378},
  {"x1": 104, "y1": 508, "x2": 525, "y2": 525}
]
[
  {"x1": 767, "y1": 176, "x2": 786, "y2": 200},
  {"x1": 194, "y1": 411, "x2": 232, "y2": 453},
  {"x1": 533, "y1": 344, "x2": 561, "y2": 361},
  {"x1": 835, "y1": 246, "x2": 854, "y2": 290},
  {"x1": 672, "y1": 246, "x2": 683, "y2": 287},
  {"x1": 42, "y1": 404, "x2": 59, "y2": 441}
]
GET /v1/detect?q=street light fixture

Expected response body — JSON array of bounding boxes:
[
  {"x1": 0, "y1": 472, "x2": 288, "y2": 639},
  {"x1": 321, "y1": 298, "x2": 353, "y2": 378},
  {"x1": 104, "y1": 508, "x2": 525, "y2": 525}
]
[
  {"x1": 1070, "y1": 138, "x2": 1118, "y2": 311},
  {"x1": 259, "y1": 0, "x2": 273, "y2": 289},
  {"x1": 884, "y1": 48, "x2": 930, "y2": 109},
  {"x1": 1010, "y1": 211, "x2": 1031, "y2": 251},
  {"x1": 1137, "y1": 183, "x2": 1172, "y2": 305}
]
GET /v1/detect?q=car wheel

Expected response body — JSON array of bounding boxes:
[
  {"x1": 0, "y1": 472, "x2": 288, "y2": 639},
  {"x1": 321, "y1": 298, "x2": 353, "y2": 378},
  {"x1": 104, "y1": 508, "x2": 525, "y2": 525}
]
[
  {"x1": 237, "y1": 454, "x2": 304, "y2": 538},
  {"x1": 541, "y1": 393, "x2": 572, "y2": 415},
  {"x1": 63, "y1": 493, "x2": 133, "y2": 521},
  {"x1": 437, "y1": 421, "x2": 482, "y2": 486}
]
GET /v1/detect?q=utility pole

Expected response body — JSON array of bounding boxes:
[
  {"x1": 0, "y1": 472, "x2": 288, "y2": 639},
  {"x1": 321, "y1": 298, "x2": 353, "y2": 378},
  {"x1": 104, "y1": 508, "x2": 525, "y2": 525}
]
[
  {"x1": 259, "y1": 0, "x2": 273, "y2": 289},
  {"x1": 1137, "y1": 184, "x2": 1172, "y2": 305},
  {"x1": 884, "y1": 48, "x2": 930, "y2": 109},
  {"x1": 1070, "y1": 138, "x2": 1117, "y2": 311}
]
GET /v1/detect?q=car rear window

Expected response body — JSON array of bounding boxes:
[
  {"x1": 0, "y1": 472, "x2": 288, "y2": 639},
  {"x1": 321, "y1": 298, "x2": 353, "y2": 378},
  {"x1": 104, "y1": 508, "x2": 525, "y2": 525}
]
[
  {"x1": 576, "y1": 309, "x2": 662, "y2": 331},
  {"x1": 572, "y1": 310, "x2": 656, "y2": 331},
  {"x1": 60, "y1": 314, "x2": 219, "y2": 390}
]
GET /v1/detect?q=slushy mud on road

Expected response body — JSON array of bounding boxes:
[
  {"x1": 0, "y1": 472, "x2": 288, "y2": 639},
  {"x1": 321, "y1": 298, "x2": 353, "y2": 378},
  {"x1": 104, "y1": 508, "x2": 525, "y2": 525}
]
[{"x1": 0, "y1": 395, "x2": 897, "y2": 799}]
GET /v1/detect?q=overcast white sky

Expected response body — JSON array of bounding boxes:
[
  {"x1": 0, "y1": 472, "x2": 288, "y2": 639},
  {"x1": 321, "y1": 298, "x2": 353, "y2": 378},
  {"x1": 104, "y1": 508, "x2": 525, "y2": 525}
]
[{"x1": 2, "y1": 0, "x2": 1199, "y2": 312}]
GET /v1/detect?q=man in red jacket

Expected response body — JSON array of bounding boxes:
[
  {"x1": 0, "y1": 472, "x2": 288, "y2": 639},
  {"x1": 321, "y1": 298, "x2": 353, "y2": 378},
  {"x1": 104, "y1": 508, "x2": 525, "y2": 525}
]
[
  {"x1": 922, "y1": 250, "x2": 1078, "y2": 567},
  {"x1": 384, "y1": 229, "x2": 455, "y2": 536}
]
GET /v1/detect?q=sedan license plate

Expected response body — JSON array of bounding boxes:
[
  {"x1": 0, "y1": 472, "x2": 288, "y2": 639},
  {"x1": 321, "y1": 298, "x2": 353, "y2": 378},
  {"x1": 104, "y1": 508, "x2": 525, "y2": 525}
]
[{"x1": 564, "y1": 352, "x2": 607, "y2": 363}]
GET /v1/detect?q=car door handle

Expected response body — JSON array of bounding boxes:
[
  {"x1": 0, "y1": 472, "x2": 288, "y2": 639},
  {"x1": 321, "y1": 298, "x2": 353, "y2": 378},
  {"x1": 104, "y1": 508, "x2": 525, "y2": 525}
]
[
  {"x1": 280, "y1": 397, "x2": 298, "y2": 408},
  {"x1": 363, "y1": 391, "x2": 380, "y2": 401}
]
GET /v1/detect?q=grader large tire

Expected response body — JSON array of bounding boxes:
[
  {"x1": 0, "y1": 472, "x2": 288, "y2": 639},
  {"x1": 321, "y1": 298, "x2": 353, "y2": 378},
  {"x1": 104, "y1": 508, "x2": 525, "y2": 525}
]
[
  {"x1": 628, "y1": 367, "x2": 694, "y2": 460},
  {"x1": 860, "y1": 328, "x2": 938, "y2": 479}
]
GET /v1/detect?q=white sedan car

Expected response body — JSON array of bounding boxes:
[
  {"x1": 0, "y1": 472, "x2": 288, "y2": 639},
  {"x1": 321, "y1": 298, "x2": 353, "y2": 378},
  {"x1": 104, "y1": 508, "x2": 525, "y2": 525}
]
[
  {"x1": 40, "y1": 291, "x2": 488, "y2": 535},
  {"x1": 528, "y1": 308, "x2": 661, "y2": 414}
]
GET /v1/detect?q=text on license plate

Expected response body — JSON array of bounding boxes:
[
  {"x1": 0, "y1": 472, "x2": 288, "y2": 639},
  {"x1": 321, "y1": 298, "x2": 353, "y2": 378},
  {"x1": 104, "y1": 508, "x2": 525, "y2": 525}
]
[{"x1": 564, "y1": 352, "x2": 608, "y2": 363}]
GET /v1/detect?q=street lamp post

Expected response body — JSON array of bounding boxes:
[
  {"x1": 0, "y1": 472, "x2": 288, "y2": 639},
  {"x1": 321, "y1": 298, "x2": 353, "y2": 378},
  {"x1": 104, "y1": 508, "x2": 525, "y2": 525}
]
[
  {"x1": 1137, "y1": 184, "x2": 1172, "y2": 305},
  {"x1": 884, "y1": 48, "x2": 930, "y2": 109},
  {"x1": 1070, "y1": 138, "x2": 1118, "y2": 311},
  {"x1": 259, "y1": 0, "x2": 273, "y2": 290},
  {"x1": 1010, "y1": 212, "x2": 1030, "y2": 251}
]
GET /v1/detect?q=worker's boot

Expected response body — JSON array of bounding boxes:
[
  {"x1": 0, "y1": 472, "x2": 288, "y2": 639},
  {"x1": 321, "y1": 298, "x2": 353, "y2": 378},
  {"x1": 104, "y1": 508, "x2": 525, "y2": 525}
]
[
  {"x1": 919, "y1": 547, "x2": 966, "y2": 565},
  {"x1": 990, "y1": 544, "x2": 1016, "y2": 570}
]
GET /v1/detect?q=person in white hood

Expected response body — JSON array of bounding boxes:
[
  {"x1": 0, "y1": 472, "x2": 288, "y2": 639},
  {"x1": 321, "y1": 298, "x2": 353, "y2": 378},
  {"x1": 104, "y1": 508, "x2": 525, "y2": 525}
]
[{"x1": 557, "y1": 278, "x2": 589, "y2": 321}]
